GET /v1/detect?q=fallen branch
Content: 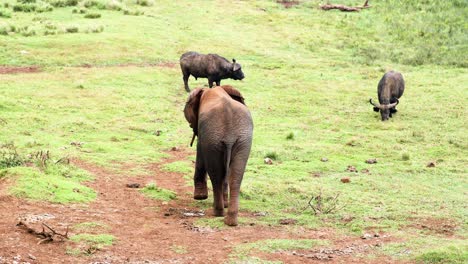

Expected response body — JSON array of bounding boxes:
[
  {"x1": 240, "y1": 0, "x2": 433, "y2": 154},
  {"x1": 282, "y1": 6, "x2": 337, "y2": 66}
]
[
  {"x1": 320, "y1": 0, "x2": 370, "y2": 12},
  {"x1": 302, "y1": 188, "x2": 346, "y2": 215},
  {"x1": 17, "y1": 221, "x2": 69, "y2": 244}
]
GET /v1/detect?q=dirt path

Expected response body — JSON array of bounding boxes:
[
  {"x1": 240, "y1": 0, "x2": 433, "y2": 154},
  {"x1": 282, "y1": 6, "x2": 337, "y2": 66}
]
[{"x1": 0, "y1": 149, "x2": 401, "y2": 263}]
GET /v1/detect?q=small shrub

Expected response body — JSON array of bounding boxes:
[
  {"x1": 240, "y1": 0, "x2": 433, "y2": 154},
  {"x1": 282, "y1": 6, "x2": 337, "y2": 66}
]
[
  {"x1": 0, "y1": 143, "x2": 23, "y2": 169},
  {"x1": 84, "y1": 25, "x2": 103, "y2": 33},
  {"x1": 65, "y1": 25, "x2": 79, "y2": 33},
  {"x1": 264, "y1": 151, "x2": 278, "y2": 161},
  {"x1": 402, "y1": 153, "x2": 410, "y2": 161},
  {"x1": 123, "y1": 8, "x2": 144, "y2": 16},
  {"x1": 47, "y1": 0, "x2": 78, "y2": 7},
  {"x1": 84, "y1": 13, "x2": 101, "y2": 19},
  {"x1": 0, "y1": 8, "x2": 12, "y2": 18},
  {"x1": 0, "y1": 26, "x2": 8, "y2": 35},
  {"x1": 21, "y1": 28, "x2": 36, "y2": 36},
  {"x1": 286, "y1": 132, "x2": 295, "y2": 140},
  {"x1": 18, "y1": 0, "x2": 36, "y2": 3},
  {"x1": 35, "y1": 2, "x2": 53, "y2": 12},
  {"x1": 136, "y1": 0, "x2": 153, "y2": 7},
  {"x1": 13, "y1": 3, "x2": 36, "y2": 12}
]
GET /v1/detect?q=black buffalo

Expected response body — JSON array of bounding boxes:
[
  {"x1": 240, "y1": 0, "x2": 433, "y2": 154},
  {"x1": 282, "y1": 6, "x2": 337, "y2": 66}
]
[
  {"x1": 369, "y1": 71, "x2": 405, "y2": 121},
  {"x1": 180, "y1": 51, "x2": 245, "y2": 92}
]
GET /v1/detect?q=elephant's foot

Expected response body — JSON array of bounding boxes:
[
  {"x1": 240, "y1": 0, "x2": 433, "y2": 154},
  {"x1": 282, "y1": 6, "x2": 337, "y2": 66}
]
[
  {"x1": 193, "y1": 185, "x2": 208, "y2": 200},
  {"x1": 224, "y1": 212, "x2": 238, "y2": 226},
  {"x1": 212, "y1": 208, "x2": 224, "y2": 217}
]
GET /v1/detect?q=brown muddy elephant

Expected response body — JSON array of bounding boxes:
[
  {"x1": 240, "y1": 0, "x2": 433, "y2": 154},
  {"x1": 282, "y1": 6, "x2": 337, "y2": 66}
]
[{"x1": 184, "y1": 85, "x2": 253, "y2": 226}]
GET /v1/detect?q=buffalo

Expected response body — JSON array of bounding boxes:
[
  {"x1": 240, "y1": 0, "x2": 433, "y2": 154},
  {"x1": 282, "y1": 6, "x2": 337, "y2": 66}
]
[
  {"x1": 369, "y1": 71, "x2": 405, "y2": 121},
  {"x1": 180, "y1": 51, "x2": 245, "y2": 92}
]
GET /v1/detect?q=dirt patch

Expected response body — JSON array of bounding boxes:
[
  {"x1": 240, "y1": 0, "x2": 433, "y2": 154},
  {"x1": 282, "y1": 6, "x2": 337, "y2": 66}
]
[
  {"x1": 410, "y1": 217, "x2": 460, "y2": 236},
  {"x1": 78, "y1": 61, "x2": 178, "y2": 69},
  {"x1": 0, "y1": 149, "x2": 401, "y2": 263},
  {"x1": 0, "y1": 66, "x2": 40, "y2": 74},
  {"x1": 277, "y1": 0, "x2": 300, "y2": 8}
]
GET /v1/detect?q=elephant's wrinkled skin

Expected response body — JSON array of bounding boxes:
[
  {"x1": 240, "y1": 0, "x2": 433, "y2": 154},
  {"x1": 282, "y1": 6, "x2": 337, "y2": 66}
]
[{"x1": 184, "y1": 85, "x2": 253, "y2": 226}]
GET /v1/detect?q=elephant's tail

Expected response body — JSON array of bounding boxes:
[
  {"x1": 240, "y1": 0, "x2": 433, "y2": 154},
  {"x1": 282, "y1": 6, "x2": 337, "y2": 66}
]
[{"x1": 224, "y1": 143, "x2": 233, "y2": 182}]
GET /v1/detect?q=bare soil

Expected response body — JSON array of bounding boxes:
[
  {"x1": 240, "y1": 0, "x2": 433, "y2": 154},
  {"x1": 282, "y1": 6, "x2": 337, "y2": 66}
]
[
  {"x1": 78, "y1": 62, "x2": 177, "y2": 69},
  {"x1": 0, "y1": 66, "x2": 41, "y2": 74},
  {"x1": 0, "y1": 149, "x2": 403, "y2": 263},
  {"x1": 277, "y1": 0, "x2": 300, "y2": 8}
]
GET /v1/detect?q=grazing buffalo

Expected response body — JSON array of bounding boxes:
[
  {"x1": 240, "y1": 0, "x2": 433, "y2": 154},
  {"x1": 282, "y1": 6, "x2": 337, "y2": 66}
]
[
  {"x1": 369, "y1": 71, "x2": 405, "y2": 121},
  {"x1": 180, "y1": 51, "x2": 245, "y2": 92}
]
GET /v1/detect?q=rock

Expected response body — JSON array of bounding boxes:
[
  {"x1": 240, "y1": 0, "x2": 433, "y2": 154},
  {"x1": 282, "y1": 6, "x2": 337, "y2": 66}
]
[
  {"x1": 171, "y1": 146, "x2": 179, "y2": 151},
  {"x1": 341, "y1": 177, "x2": 350, "y2": 183},
  {"x1": 365, "y1": 158, "x2": 377, "y2": 164},
  {"x1": 426, "y1": 161, "x2": 436, "y2": 167},
  {"x1": 320, "y1": 157, "x2": 328, "y2": 162},
  {"x1": 312, "y1": 172, "x2": 321, "y2": 178},
  {"x1": 264, "y1": 158, "x2": 273, "y2": 165},
  {"x1": 279, "y1": 218, "x2": 297, "y2": 225},
  {"x1": 154, "y1": 130, "x2": 162, "y2": 136},
  {"x1": 253, "y1": 212, "x2": 267, "y2": 217},
  {"x1": 126, "y1": 183, "x2": 141, "y2": 188},
  {"x1": 346, "y1": 165, "x2": 358, "y2": 172},
  {"x1": 361, "y1": 169, "x2": 370, "y2": 174}
]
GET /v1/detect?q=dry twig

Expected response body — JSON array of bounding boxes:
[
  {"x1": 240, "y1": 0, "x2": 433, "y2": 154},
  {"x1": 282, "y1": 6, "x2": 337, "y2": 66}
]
[
  {"x1": 303, "y1": 188, "x2": 346, "y2": 215},
  {"x1": 17, "y1": 221, "x2": 69, "y2": 244}
]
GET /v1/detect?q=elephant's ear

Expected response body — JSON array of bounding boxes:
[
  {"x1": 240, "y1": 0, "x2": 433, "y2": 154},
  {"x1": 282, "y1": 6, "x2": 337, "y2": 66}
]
[
  {"x1": 220, "y1": 85, "x2": 245, "y2": 105},
  {"x1": 184, "y1": 88, "x2": 204, "y2": 135}
]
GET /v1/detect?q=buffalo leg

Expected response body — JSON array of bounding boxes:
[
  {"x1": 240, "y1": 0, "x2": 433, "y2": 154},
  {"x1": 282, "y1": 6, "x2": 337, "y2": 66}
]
[
  {"x1": 183, "y1": 73, "x2": 190, "y2": 92},
  {"x1": 208, "y1": 79, "x2": 214, "y2": 88}
]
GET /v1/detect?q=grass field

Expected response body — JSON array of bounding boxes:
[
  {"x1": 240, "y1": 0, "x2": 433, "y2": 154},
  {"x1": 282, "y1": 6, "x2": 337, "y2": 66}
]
[{"x1": 0, "y1": 0, "x2": 467, "y2": 263}]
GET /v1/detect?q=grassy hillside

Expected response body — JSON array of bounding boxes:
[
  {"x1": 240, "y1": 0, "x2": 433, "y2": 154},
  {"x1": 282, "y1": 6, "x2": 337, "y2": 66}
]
[{"x1": 1, "y1": 0, "x2": 467, "y2": 262}]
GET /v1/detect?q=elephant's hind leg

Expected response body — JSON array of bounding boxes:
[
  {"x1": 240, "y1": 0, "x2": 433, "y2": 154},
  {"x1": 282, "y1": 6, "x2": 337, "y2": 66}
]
[
  {"x1": 193, "y1": 166, "x2": 208, "y2": 200},
  {"x1": 194, "y1": 146, "x2": 208, "y2": 200},
  {"x1": 224, "y1": 162, "x2": 247, "y2": 226}
]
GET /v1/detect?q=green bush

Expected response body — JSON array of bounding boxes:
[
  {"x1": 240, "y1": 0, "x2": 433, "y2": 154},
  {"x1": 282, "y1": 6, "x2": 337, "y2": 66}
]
[
  {"x1": 0, "y1": 143, "x2": 23, "y2": 169},
  {"x1": 45, "y1": 0, "x2": 78, "y2": 7},
  {"x1": 0, "y1": 8, "x2": 12, "y2": 18},
  {"x1": 65, "y1": 25, "x2": 79, "y2": 33},
  {"x1": 84, "y1": 12, "x2": 101, "y2": 19},
  {"x1": 13, "y1": 3, "x2": 36, "y2": 12}
]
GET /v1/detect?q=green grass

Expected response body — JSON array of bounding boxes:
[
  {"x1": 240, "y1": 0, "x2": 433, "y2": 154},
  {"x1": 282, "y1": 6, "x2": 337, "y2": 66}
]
[
  {"x1": 161, "y1": 160, "x2": 193, "y2": 174},
  {"x1": 0, "y1": 0, "x2": 466, "y2": 262},
  {"x1": 379, "y1": 235, "x2": 467, "y2": 263},
  {"x1": 140, "y1": 182, "x2": 176, "y2": 201},
  {"x1": 73, "y1": 221, "x2": 110, "y2": 232},
  {"x1": 69, "y1": 233, "x2": 115, "y2": 254},
  {"x1": 4, "y1": 164, "x2": 96, "y2": 203},
  {"x1": 70, "y1": 233, "x2": 115, "y2": 246}
]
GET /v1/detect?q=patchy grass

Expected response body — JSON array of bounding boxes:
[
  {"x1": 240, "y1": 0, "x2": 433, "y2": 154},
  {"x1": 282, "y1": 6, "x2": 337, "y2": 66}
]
[
  {"x1": 140, "y1": 182, "x2": 176, "y2": 201},
  {"x1": 69, "y1": 233, "x2": 115, "y2": 255},
  {"x1": 230, "y1": 239, "x2": 328, "y2": 263},
  {"x1": 161, "y1": 160, "x2": 193, "y2": 174},
  {"x1": 171, "y1": 244, "x2": 188, "y2": 254},
  {"x1": 5, "y1": 164, "x2": 95, "y2": 203},
  {"x1": 0, "y1": 0, "x2": 466, "y2": 261},
  {"x1": 415, "y1": 246, "x2": 467, "y2": 264},
  {"x1": 73, "y1": 221, "x2": 110, "y2": 233}
]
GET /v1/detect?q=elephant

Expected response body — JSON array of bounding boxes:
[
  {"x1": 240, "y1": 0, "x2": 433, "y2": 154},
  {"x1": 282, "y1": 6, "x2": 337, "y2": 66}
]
[{"x1": 184, "y1": 85, "x2": 253, "y2": 226}]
